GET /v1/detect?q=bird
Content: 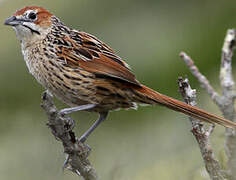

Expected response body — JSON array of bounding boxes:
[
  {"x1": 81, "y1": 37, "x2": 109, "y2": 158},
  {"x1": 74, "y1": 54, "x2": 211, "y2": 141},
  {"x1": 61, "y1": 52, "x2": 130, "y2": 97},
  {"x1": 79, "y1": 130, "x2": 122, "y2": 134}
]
[{"x1": 4, "y1": 6, "x2": 236, "y2": 142}]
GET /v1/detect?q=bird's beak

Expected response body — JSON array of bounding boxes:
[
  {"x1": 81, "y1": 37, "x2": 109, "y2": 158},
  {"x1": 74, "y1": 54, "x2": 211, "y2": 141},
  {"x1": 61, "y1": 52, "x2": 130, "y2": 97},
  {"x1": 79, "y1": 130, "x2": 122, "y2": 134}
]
[{"x1": 4, "y1": 16, "x2": 22, "y2": 26}]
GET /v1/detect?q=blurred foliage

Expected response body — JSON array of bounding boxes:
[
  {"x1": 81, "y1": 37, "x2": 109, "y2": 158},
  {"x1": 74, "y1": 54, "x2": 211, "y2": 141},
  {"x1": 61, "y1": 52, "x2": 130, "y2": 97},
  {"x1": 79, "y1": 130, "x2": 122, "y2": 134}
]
[{"x1": 0, "y1": 0, "x2": 236, "y2": 179}]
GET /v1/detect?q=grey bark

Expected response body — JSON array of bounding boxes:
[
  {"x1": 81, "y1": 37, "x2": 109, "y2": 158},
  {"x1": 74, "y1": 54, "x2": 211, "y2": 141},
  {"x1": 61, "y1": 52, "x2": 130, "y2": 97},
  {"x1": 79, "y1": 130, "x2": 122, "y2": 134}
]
[
  {"x1": 179, "y1": 29, "x2": 236, "y2": 180},
  {"x1": 178, "y1": 77, "x2": 226, "y2": 180},
  {"x1": 41, "y1": 91, "x2": 98, "y2": 180}
]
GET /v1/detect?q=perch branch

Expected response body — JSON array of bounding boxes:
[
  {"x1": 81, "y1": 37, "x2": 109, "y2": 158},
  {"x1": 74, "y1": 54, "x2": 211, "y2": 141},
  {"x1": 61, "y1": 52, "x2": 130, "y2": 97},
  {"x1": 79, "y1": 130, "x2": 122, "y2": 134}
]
[
  {"x1": 180, "y1": 29, "x2": 236, "y2": 179},
  {"x1": 41, "y1": 91, "x2": 98, "y2": 180},
  {"x1": 178, "y1": 77, "x2": 226, "y2": 180}
]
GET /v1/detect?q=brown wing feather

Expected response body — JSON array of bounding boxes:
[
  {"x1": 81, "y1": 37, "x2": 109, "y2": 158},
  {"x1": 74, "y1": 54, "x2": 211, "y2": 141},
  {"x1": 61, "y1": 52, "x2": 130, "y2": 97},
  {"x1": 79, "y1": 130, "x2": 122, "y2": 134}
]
[
  {"x1": 57, "y1": 31, "x2": 141, "y2": 87},
  {"x1": 79, "y1": 54, "x2": 141, "y2": 86}
]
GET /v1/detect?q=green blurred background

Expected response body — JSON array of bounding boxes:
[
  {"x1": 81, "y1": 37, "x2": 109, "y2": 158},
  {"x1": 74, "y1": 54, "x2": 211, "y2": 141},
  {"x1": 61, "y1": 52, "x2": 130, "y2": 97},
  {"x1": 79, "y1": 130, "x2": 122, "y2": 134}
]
[{"x1": 0, "y1": 0, "x2": 236, "y2": 179}]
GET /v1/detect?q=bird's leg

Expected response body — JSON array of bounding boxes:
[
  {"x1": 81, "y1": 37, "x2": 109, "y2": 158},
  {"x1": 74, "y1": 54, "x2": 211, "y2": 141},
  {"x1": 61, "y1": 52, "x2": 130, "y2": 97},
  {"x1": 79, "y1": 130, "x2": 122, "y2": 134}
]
[
  {"x1": 59, "y1": 105, "x2": 108, "y2": 142},
  {"x1": 59, "y1": 104, "x2": 96, "y2": 115},
  {"x1": 79, "y1": 112, "x2": 108, "y2": 143},
  {"x1": 59, "y1": 104, "x2": 96, "y2": 132}
]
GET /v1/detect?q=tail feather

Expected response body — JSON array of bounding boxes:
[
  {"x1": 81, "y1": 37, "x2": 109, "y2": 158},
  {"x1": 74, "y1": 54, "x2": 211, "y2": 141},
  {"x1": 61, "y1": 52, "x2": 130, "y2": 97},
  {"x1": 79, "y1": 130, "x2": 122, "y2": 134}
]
[{"x1": 135, "y1": 85, "x2": 236, "y2": 128}]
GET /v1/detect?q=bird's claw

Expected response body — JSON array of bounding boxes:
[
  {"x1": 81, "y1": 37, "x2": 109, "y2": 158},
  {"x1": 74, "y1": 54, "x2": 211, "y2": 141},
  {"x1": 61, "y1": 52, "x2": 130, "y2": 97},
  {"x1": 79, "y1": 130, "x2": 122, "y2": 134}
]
[{"x1": 62, "y1": 154, "x2": 70, "y2": 171}]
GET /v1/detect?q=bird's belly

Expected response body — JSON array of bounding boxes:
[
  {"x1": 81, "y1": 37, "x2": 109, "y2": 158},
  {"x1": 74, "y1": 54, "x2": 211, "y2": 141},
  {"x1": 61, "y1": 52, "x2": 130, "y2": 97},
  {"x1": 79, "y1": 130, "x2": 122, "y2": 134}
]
[
  {"x1": 40, "y1": 67, "x2": 99, "y2": 107},
  {"x1": 46, "y1": 77, "x2": 138, "y2": 112},
  {"x1": 23, "y1": 51, "x2": 137, "y2": 111},
  {"x1": 51, "y1": 89, "x2": 92, "y2": 107},
  {"x1": 23, "y1": 53, "x2": 97, "y2": 107}
]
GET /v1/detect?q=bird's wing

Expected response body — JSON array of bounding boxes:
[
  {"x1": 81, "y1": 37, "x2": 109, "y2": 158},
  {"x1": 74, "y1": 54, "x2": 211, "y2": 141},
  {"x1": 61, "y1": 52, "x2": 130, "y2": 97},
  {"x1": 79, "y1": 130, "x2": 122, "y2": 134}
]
[{"x1": 56, "y1": 31, "x2": 141, "y2": 87}]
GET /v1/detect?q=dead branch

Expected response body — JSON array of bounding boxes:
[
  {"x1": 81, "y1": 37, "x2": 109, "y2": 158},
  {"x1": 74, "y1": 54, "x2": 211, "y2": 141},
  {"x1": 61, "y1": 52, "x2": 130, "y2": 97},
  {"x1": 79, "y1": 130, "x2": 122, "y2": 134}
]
[
  {"x1": 41, "y1": 91, "x2": 98, "y2": 180},
  {"x1": 178, "y1": 77, "x2": 226, "y2": 180},
  {"x1": 180, "y1": 29, "x2": 236, "y2": 180}
]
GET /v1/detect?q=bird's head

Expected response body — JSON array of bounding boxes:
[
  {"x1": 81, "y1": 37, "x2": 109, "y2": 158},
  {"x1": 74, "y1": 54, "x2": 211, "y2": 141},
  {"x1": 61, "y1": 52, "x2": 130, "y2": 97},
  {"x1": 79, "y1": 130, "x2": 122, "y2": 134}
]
[{"x1": 4, "y1": 6, "x2": 53, "y2": 43}]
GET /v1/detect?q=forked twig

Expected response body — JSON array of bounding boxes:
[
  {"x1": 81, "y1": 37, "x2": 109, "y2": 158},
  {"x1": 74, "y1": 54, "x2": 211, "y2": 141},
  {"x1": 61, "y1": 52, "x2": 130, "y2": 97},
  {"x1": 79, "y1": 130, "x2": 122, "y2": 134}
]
[
  {"x1": 179, "y1": 29, "x2": 236, "y2": 179},
  {"x1": 178, "y1": 77, "x2": 226, "y2": 180}
]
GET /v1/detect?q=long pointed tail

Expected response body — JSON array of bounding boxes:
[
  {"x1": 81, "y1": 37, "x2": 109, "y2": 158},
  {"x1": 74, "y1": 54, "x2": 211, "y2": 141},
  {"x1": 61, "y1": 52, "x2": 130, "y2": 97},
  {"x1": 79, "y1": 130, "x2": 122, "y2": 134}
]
[{"x1": 134, "y1": 85, "x2": 236, "y2": 128}]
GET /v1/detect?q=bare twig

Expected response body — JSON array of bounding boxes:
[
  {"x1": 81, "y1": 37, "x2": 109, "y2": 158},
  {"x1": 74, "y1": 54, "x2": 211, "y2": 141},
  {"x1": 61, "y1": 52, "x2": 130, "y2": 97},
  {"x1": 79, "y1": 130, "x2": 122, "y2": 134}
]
[
  {"x1": 220, "y1": 29, "x2": 236, "y2": 180},
  {"x1": 178, "y1": 77, "x2": 226, "y2": 180},
  {"x1": 179, "y1": 52, "x2": 221, "y2": 106},
  {"x1": 41, "y1": 91, "x2": 98, "y2": 180},
  {"x1": 180, "y1": 29, "x2": 236, "y2": 180},
  {"x1": 220, "y1": 29, "x2": 236, "y2": 92}
]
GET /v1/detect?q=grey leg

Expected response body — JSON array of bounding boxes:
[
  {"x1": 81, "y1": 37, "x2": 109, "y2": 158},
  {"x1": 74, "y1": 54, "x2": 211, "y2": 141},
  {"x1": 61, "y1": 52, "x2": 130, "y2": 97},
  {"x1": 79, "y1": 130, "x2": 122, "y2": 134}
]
[
  {"x1": 79, "y1": 112, "x2": 108, "y2": 143},
  {"x1": 59, "y1": 104, "x2": 96, "y2": 115}
]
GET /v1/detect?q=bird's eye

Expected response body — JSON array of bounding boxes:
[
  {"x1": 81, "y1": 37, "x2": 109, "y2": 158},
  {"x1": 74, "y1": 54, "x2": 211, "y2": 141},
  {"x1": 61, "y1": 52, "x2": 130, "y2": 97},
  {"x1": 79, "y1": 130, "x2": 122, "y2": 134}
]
[{"x1": 28, "y1": 12, "x2": 37, "y2": 20}]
